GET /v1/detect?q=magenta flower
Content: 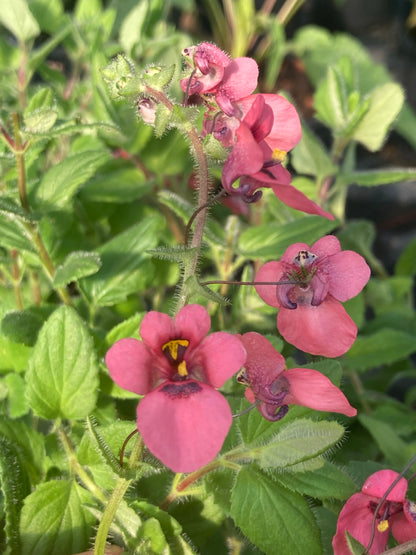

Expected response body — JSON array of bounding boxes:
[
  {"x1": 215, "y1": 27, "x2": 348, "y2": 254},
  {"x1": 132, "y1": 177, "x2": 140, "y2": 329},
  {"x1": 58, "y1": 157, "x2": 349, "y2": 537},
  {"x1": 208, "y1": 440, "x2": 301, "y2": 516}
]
[
  {"x1": 333, "y1": 469, "x2": 416, "y2": 554},
  {"x1": 105, "y1": 304, "x2": 246, "y2": 473},
  {"x1": 255, "y1": 235, "x2": 371, "y2": 357},
  {"x1": 217, "y1": 93, "x2": 333, "y2": 218},
  {"x1": 180, "y1": 42, "x2": 258, "y2": 116},
  {"x1": 238, "y1": 332, "x2": 357, "y2": 420}
]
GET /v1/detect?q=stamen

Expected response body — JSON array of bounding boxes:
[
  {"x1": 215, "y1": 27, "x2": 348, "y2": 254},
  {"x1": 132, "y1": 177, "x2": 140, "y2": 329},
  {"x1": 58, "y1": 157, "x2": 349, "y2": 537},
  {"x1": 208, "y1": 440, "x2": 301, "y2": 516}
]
[
  {"x1": 377, "y1": 519, "x2": 389, "y2": 533},
  {"x1": 162, "y1": 339, "x2": 189, "y2": 361},
  {"x1": 177, "y1": 360, "x2": 188, "y2": 377},
  {"x1": 271, "y1": 148, "x2": 287, "y2": 163}
]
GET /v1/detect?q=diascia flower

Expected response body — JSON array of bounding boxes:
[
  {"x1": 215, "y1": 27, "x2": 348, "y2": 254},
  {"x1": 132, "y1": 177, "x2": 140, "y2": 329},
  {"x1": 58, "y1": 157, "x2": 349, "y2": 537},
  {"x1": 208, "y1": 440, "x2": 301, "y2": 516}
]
[
  {"x1": 238, "y1": 332, "x2": 357, "y2": 420},
  {"x1": 180, "y1": 42, "x2": 258, "y2": 117},
  {"x1": 333, "y1": 469, "x2": 416, "y2": 554},
  {"x1": 255, "y1": 235, "x2": 371, "y2": 357},
  {"x1": 213, "y1": 93, "x2": 333, "y2": 218},
  {"x1": 105, "y1": 304, "x2": 246, "y2": 473}
]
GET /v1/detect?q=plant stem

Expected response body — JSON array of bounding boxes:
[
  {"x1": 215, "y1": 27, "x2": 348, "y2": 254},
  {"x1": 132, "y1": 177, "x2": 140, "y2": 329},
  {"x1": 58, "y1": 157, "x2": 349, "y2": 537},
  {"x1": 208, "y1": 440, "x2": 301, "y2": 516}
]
[
  {"x1": 144, "y1": 86, "x2": 211, "y2": 312},
  {"x1": 58, "y1": 426, "x2": 107, "y2": 504},
  {"x1": 11, "y1": 250, "x2": 24, "y2": 309},
  {"x1": 276, "y1": 0, "x2": 306, "y2": 25},
  {"x1": 11, "y1": 112, "x2": 72, "y2": 305},
  {"x1": 94, "y1": 434, "x2": 144, "y2": 555}
]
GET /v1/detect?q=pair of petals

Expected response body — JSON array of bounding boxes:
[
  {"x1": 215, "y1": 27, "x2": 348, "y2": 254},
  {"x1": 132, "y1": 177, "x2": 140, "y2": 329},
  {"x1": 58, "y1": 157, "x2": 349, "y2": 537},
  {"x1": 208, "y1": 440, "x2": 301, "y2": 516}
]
[{"x1": 240, "y1": 332, "x2": 357, "y2": 418}]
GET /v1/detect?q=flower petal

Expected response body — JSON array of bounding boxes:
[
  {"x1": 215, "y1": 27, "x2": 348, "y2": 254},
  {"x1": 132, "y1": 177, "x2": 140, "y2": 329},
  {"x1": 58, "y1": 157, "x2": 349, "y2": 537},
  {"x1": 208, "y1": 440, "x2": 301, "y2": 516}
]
[
  {"x1": 193, "y1": 332, "x2": 246, "y2": 387},
  {"x1": 105, "y1": 338, "x2": 153, "y2": 395},
  {"x1": 174, "y1": 304, "x2": 211, "y2": 347},
  {"x1": 283, "y1": 368, "x2": 357, "y2": 416},
  {"x1": 137, "y1": 381, "x2": 232, "y2": 472},
  {"x1": 324, "y1": 251, "x2": 371, "y2": 302},
  {"x1": 311, "y1": 235, "x2": 341, "y2": 257},
  {"x1": 240, "y1": 332, "x2": 285, "y2": 383},
  {"x1": 332, "y1": 493, "x2": 389, "y2": 555},
  {"x1": 271, "y1": 182, "x2": 335, "y2": 220},
  {"x1": 222, "y1": 123, "x2": 264, "y2": 191},
  {"x1": 139, "y1": 311, "x2": 175, "y2": 352},
  {"x1": 391, "y1": 501, "x2": 416, "y2": 543},
  {"x1": 255, "y1": 261, "x2": 286, "y2": 308},
  {"x1": 277, "y1": 296, "x2": 357, "y2": 357},
  {"x1": 216, "y1": 57, "x2": 259, "y2": 115},
  {"x1": 362, "y1": 470, "x2": 407, "y2": 502}
]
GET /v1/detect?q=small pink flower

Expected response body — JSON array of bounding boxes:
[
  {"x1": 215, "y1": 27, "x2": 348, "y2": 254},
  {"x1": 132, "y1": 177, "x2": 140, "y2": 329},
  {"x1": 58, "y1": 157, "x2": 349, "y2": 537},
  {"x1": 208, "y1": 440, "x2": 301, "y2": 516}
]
[
  {"x1": 105, "y1": 304, "x2": 246, "y2": 473},
  {"x1": 180, "y1": 42, "x2": 258, "y2": 116},
  {"x1": 218, "y1": 93, "x2": 333, "y2": 218},
  {"x1": 238, "y1": 332, "x2": 357, "y2": 420},
  {"x1": 333, "y1": 469, "x2": 416, "y2": 554},
  {"x1": 255, "y1": 235, "x2": 371, "y2": 357}
]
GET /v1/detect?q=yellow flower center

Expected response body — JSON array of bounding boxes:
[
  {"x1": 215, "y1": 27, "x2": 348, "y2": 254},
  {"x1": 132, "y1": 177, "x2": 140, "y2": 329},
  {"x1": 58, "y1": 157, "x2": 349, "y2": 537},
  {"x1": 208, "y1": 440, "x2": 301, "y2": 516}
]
[
  {"x1": 271, "y1": 148, "x2": 287, "y2": 163},
  {"x1": 377, "y1": 519, "x2": 389, "y2": 533},
  {"x1": 162, "y1": 339, "x2": 190, "y2": 377}
]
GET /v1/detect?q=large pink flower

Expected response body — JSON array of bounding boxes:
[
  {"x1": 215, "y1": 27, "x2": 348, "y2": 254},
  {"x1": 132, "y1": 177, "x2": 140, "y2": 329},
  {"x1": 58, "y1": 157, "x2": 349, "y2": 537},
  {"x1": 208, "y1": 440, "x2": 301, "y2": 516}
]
[
  {"x1": 333, "y1": 469, "x2": 416, "y2": 554},
  {"x1": 180, "y1": 42, "x2": 258, "y2": 116},
  {"x1": 218, "y1": 93, "x2": 333, "y2": 218},
  {"x1": 238, "y1": 332, "x2": 356, "y2": 420},
  {"x1": 105, "y1": 304, "x2": 246, "y2": 473},
  {"x1": 255, "y1": 235, "x2": 371, "y2": 357}
]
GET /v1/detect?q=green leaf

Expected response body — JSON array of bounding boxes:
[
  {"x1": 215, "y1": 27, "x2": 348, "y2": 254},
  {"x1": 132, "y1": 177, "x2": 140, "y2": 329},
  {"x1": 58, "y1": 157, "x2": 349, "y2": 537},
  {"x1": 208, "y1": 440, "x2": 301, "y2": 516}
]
[
  {"x1": 79, "y1": 162, "x2": 152, "y2": 203},
  {"x1": 358, "y1": 414, "x2": 415, "y2": 468},
  {"x1": 1, "y1": 308, "x2": 48, "y2": 346},
  {"x1": 80, "y1": 217, "x2": 163, "y2": 306},
  {"x1": 53, "y1": 251, "x2": 102, "y2": 287},
  {"x1": 314, "y1": 65, "x2": 348, "y2": 131},
  {"x1": 5, "y1": 373, "x2": 29, "y2": 417},
  {"x1": 0, "y1": 217, "x2": 37, "y2": 254},
  {"x1": 292, "y1": 124, "x2": 337, "y2": 180},
  {"x1": 0, "y1": 436, "x2": 30, "y2": 554},
  {"x1": 0, "y1": 0, "x2": 40, "y2": 42},
  {"x1": 105, "y1": 313, "x2": 144, "y2": 345},
  {"x1": 345, "y1": 328, "x2": 416, "y2": 371},
  {"x1": 280, "y1": 461, "x2": 357, "y2": 500},
  {"x1": 20, "y1": 480, "x2": 95, "y2": 555},
  {"x1": 154, "y1": 103, "x2": 172, "y2": 138},
  {"x1": 25, "y1": 306, "x2": 99, "y2": 420},
  {"x1": 396, "y1": 236, "x2": 416, "y2": 276},
  {"x1": 239, "y1": 216, "x2": 336, "y2": 259},
  {"x1": 340, "y1": 167, "x2": 416, "y2": 187},
  {"x1": 231, "y1": 467, "x2": 321, "y2": 555},
  {"x1": 257, "y1": 419, "x2": 345, "y2": 469},
  {"x1": 23, "y1": 87, "x2": 57, "y2": 133},
  {"x1": 34, "y1": 150, "x2": 110, "y2": 209},
  {"x1": 352, "y1": 83, "x2": 404, "y2": 151}
]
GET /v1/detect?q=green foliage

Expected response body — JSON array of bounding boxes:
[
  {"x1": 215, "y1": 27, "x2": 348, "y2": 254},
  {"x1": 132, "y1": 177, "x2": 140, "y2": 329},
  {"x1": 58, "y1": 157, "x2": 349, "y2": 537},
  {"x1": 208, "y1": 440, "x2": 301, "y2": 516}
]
[{"x1": 25, "y1": 306, "x2": 99, "y2": 420}]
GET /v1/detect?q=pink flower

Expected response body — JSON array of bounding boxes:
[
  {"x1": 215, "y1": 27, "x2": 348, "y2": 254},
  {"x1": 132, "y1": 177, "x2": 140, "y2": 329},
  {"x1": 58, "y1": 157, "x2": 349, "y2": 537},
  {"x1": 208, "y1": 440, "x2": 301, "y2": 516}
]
[
  {"x1": 238, "y1": 332, "x2": 357, "y2": 420},
  {"x1": 105, "y1": 304, "x2": 246, "y2": 473},
  {"x1": 181, "y1": 42, "x2": 258, "y2": 116},
  {"x1": 255, "y1": 235, "x2": 371, "y2": 357},
  {"x1": 333, "y1": 469, "x2": 416, "y2": 554},
  {"x1": 218, "y1": 93, "x2": 333, "y2": 218}
]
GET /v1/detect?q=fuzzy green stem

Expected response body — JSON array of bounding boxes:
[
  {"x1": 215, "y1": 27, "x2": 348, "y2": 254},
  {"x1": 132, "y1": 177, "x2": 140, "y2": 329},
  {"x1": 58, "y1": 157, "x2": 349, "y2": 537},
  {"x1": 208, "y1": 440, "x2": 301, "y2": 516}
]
[
  {"x1": 144, "y1": 85, "x2": 211, "y2": 312},
  {"x1": 276, "y1": 0, "x2": 306, "y2": 25},
  {"x1": 11, "y1": 250, "x2": 24, "y2": 309},
  {"x1": 94, "y1": 434, "x2": 144, "y2": 555},
  {"x1": 379, "y1": 541, "x2": 416, "y2": 555},
  {"x1": 58, "y1": 427, "x2": 107, "y2": 504}
]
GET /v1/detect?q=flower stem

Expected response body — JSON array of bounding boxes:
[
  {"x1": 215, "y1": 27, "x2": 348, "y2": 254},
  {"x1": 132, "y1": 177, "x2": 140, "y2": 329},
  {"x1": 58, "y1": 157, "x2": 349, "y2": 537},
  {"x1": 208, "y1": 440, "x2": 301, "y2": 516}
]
[
  {"x1": 58, "y1": 426, "x2": 107, "y2": 504},
  {"x1": 94, "y1": 434, "x2": 144, "y2": 555},
  {"x1": 144, "y1": 86, "x2": 211, "y2": 312}
]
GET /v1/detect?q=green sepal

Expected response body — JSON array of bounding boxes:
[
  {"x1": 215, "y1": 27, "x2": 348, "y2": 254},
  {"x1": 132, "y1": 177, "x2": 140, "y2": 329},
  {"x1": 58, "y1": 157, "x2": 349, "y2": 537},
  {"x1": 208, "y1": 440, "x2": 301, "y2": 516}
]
[
  {"x1": 154, "y1": 103, "x2": 172, "y2": 138},
  {"x1": 203, "y1": 134, "x2": 229, "y2": 162},
  {"x1": 142, "y1": 64, "x2": 176, "y2": 91},
  {"x1": 0, "y1": 436, "x2": 31, "y2": 554},
  {"x1": 101, "y1": 54, "x2": 143, "y2": 100}
]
